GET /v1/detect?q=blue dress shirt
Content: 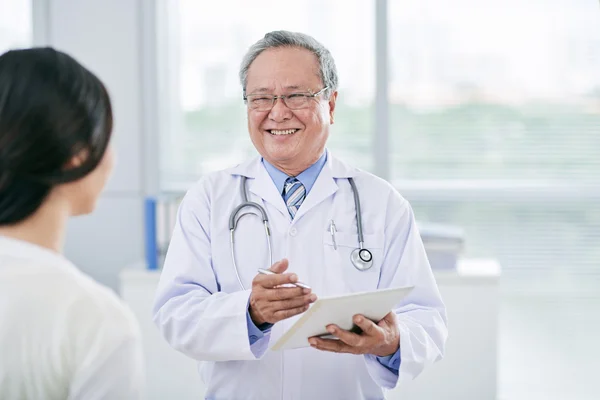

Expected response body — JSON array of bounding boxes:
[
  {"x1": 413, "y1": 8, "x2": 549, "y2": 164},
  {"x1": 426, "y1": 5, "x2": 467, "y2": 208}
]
[
  {"x1": 261, "y1": 152, "x2": 327, "y2": 196},
  {"x1": 246, "y1": 151, "x2": 400, "y2": 372}
]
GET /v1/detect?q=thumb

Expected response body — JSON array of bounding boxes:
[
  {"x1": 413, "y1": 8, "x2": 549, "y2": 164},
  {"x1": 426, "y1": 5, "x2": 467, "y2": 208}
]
[{"x1": 271, "y1": 258, "x2": 289, "y2": 273}]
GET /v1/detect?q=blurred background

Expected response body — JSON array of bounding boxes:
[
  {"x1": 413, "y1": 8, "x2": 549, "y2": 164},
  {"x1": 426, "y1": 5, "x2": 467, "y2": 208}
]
[{"x1": 2, "y1": 0, "x2": 599, "y2": 399}]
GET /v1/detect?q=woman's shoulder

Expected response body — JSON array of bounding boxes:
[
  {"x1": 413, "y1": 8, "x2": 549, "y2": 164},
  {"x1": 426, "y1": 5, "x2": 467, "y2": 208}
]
[
  {"x1": 4, "y1": 250, "x2": 142, "y2": 341},
  {"x1": 0, "y1": 249, "x2": 141, "y2": 353},
  {"x1": 58, "y1": 265, "x2": 140, "y2": 337}
]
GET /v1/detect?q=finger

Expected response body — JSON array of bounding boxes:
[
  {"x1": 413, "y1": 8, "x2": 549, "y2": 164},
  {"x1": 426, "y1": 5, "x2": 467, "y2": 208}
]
[
  {"x1": 324, "y1": 324, "x2": 363, "y2": 347},
  {"x1": 270, "y1": 258, "x2": 288, "y2": 273},
  {"x1": 254, "y1": 272, "x2": 299, "y2": 289},
  {"x1": 264, "y1": 286, "x2": 307, "y2": 301},
  {"x1": 308, "y1": 337, "x2": 358, "y2": 354},
  {"x1": 272, "y1": 304, "x2": 310, "y2": 321},
  {"x1": 353, "y1": 315, "x2": 379, "y2": 336},
  {"x1": 271, "y1": 293, "x2": 317, "y2": 310}
]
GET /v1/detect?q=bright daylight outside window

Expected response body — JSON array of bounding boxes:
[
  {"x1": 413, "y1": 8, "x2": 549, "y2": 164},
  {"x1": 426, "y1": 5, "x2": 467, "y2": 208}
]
[
  {"x1": 158, "y1": 0, "x2": 374, "y2": 191},
  {"x1": 386, "y1": 2, "x2": 600, "y2": 399},
  {"x1": 388, "y1": 0, "x2": 600, "y2": 295},
  {"x1": 0, "y1": 0, "x2": 31, "y2": 53}
]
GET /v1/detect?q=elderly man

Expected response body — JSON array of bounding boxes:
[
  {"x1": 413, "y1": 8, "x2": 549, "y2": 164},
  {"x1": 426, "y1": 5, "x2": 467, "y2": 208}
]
[{"x1": 153, "y1": 30, "x2": 447, "y2": 400}]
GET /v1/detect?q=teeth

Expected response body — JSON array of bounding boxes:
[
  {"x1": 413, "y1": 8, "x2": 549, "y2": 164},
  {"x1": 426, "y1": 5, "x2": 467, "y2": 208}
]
[{"x1": 270, "y1": 129, "x2": 297, "y2": 135}]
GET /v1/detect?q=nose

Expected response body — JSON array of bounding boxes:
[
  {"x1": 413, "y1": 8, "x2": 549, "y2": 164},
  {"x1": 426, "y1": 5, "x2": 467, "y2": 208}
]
[{"x1": 268, "y1": 97, "x2": 292, "y2": 122}]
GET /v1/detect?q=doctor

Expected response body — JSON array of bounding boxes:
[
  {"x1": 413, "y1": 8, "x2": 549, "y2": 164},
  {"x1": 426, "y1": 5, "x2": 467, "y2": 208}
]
[{"x1": 153, "y1": 30, "x2": 447, "y2": 400}]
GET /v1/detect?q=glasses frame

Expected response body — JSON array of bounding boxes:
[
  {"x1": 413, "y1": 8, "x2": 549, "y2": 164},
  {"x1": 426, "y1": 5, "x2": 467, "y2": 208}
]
[{"x1": 243, "y1": 86, "x2": 330, "y2": 111}]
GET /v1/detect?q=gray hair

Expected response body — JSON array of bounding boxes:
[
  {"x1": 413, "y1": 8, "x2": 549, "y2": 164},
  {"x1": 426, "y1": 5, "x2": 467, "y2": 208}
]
[{"x1": 239, "y1": 30, "x2": 338, "y2": 96}]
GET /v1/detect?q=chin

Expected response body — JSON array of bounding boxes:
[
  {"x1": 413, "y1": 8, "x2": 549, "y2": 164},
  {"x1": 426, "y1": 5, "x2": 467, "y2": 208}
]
[{"x1": 264, "y1": 143, "x2": 300, "y2": 160}]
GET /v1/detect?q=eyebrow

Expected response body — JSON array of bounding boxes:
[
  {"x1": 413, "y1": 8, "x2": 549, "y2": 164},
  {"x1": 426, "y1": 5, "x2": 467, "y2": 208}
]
[{"x1": 248, "y1": 85, "x2": 306, "y2": 94}]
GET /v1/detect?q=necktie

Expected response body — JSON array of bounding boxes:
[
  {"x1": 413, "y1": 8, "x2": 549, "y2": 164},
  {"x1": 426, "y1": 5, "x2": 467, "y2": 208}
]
[{"x1": 283, "y1": 177, "x2": 306, "y2": 218}]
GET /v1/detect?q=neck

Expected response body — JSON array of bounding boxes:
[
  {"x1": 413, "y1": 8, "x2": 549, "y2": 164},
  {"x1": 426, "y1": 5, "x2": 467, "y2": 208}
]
[
  {"x1": 275, "y1": 164, "x2": 310, "y2": 177},
  {"x1": 0, "y1": 195, "x2": 70, "y2": 253}
]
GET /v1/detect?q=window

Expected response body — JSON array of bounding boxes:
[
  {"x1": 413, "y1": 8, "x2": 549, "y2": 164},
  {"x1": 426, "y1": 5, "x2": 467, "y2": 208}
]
[
  {"x1": 388, "y1": 0, "x2": 600, "y2": 293},
  {"x1": 0, "y1": 0, "x2": 32, "y2": 52},
  {"x1": 386, "y1": 1, "x2": 600, "y2": 398},
  {"x1": 389, "y1": 0, "x2": 600, "y2": 183}
]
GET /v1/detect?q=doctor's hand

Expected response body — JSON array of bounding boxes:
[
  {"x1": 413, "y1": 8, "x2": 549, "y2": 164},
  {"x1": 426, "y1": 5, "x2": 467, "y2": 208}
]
[
  {"x1": 249, "y1": 259, "x2": 317, "y2": 326},
  {"x1": 308, "y1": 312, "x2": 400, "y2": 357}
]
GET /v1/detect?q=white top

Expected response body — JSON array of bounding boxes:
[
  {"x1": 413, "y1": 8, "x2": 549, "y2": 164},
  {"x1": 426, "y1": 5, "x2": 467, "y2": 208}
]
[{"x1": 0, "y1": 236, "x2": 145, "y2": 400}]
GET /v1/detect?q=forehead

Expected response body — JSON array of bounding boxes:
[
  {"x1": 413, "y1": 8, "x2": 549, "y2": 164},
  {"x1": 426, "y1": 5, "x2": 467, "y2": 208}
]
[{"x1": 246, "y1": 47, "x2": 323, "y2": 93}]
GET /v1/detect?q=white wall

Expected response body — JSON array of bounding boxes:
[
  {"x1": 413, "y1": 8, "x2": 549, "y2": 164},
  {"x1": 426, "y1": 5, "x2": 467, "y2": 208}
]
[{"x1": 33, "y1": 0, "x2": 158, "y2": 289}]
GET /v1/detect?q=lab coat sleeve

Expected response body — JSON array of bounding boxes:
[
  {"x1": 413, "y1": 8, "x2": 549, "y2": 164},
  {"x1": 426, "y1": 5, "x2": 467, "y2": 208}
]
[
  {"x1": 364, "y1": 189, "x2": 448, "y2": 389},
  {"x1": 152, "y1": 181, "x2": 270, "y2": 361}
]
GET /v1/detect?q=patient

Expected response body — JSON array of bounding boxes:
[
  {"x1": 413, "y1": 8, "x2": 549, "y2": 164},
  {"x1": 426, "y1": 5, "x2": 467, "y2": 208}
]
[{"x1": 0, "y1": 48, "x2": 144, "y2": 399}]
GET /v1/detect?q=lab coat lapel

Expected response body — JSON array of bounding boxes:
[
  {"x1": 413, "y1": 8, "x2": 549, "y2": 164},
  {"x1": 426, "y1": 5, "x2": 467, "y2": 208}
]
[
  {"x1": 291, "y1": 156, "x2": 339, "y2": 223},
  {"x1": 248, "y1": 161, "x2": 290, "y2": 219}
]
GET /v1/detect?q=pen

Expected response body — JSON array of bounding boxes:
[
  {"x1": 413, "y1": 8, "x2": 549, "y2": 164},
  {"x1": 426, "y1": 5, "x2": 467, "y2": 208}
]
[
  {"x1": 257, "y1": 268, "x2": 311, "y2": 290},
  {"x1": 329, "y1": 220, "x2": 337, "y2": 250}
]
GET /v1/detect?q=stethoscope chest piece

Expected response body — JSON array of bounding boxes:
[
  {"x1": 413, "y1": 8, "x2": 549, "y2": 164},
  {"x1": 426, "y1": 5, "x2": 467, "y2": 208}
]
[{"x1": 351, "y1": 248, "x2": 373, "y2": 271}]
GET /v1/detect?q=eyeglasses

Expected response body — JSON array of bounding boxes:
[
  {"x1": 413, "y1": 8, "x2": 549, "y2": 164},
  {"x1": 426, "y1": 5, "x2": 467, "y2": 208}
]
[{"x1": 243, "y1": 87, "x2": 329, "y2": 111}]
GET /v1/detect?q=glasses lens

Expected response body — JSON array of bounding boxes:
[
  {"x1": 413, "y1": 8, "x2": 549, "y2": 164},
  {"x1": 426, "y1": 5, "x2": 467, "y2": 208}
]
[
  {"x1": 285, "y1": 94, "x2": 309, "y2": 109},
  {"x1": 248, "y1": 96, "x2": 274, "y2": 110}
]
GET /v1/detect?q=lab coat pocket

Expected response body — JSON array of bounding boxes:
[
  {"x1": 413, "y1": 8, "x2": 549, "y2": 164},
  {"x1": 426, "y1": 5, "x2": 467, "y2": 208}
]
[{"x1": 323, "y1": 231, "x2": 384, "y2": 293}]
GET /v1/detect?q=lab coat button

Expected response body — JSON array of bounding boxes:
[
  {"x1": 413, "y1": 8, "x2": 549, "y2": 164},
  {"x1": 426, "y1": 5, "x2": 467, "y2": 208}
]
[{"x1": 289, "y1": 228, "x2": 298, "y2": 236}]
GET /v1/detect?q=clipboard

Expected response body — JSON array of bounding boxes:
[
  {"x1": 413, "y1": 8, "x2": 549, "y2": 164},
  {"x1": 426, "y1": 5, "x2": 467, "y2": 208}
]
[{"x1": 270, "y1": 286, "x2": 414, "y2": 351}]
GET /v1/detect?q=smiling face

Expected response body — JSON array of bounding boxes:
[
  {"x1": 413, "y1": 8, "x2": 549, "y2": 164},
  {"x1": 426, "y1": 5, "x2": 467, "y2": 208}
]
[{"x1": 245, "y1": 46, "x2": 337, "y2": 175}]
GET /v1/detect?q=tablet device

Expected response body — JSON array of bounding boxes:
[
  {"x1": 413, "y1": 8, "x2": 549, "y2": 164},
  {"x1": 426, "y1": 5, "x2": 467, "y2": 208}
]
[{"x1": 270, "y1": 286, "x2": 413, "y2": 351}]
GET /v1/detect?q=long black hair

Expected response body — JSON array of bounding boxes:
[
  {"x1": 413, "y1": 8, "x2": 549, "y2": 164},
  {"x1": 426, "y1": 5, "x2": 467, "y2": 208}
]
[{"x1": 0, "y1": 47, "x2": 113, "y2": 225}]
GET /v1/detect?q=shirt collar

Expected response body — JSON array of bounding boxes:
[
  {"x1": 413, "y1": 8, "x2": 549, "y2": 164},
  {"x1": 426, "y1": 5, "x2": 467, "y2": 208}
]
[{"x1": 262, "y1": 150, "x2": 328, "y2": 195}]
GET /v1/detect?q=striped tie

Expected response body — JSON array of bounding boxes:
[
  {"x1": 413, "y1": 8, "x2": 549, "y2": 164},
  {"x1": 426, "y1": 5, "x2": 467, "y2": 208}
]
[{"x1": 283, "y1": 177, "x2": 306, "y2": 218}]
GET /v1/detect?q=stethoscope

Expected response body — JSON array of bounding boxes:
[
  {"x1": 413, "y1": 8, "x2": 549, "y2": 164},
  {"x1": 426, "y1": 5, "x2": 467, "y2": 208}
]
[{"x1": 229, "y1": 176, "x2": 373, "y2": 290}]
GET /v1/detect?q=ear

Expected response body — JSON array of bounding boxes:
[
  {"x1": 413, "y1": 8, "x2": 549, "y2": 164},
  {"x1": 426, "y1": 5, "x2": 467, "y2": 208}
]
[
  {"x1": 328, "y1": 91, "x2": 338, "y2": 124},
  {"x1": 67, "y1": 149, "x2": 89, "y2": 168}
]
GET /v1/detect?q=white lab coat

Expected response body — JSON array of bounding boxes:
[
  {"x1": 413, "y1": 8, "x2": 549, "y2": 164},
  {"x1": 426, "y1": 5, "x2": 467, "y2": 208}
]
[{"x1": 153, "y1": 150, "x2": 447, "y2": 400}]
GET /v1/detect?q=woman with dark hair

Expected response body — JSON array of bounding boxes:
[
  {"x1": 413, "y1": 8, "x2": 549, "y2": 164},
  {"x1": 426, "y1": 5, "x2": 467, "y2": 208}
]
[{"x1": 0, "y1": 48, "x2": 144, "y2": 399}]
